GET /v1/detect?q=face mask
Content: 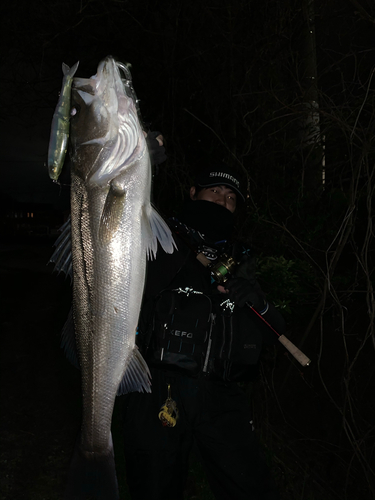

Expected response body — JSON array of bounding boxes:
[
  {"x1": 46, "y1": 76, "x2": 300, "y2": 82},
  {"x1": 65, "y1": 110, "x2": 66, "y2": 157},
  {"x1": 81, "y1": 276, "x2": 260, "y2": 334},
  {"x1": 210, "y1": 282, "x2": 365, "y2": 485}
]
[{"x1": 178, "y1": 200, "x2": 234, "y2": 242}]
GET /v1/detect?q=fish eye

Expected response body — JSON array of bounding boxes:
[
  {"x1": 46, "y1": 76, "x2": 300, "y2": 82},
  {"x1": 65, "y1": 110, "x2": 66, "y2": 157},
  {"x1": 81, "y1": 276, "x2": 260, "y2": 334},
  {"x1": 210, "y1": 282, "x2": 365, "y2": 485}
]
[{"x1": 71, "y1": 105, "x2": 79, "y2": 117}]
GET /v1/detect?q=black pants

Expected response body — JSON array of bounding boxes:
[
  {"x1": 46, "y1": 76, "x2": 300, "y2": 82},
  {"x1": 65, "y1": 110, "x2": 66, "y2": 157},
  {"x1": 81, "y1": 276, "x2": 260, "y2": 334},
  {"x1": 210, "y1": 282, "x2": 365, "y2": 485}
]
[{"x1": 122, "y1": 367, "x2": 280, "y2": 500}]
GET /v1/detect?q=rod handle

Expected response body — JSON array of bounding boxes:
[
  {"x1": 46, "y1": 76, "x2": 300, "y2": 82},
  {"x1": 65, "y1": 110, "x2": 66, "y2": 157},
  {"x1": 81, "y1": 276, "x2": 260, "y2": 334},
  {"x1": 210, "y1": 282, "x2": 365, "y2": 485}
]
[{"x1": 278, "y1": 334, "x2": 311, "y2": 367}]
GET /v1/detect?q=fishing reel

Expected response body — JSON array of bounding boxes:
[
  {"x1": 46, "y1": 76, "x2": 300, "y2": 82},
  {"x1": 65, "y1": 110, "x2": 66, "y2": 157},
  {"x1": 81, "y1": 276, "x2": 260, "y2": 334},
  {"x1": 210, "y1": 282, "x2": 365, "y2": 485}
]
[
  {"x1": 209, "y1": 254, "x2": 238, "y2": 284},
  {"x1": 199, "y1": 251, "x2": 312, "y2": 367}
]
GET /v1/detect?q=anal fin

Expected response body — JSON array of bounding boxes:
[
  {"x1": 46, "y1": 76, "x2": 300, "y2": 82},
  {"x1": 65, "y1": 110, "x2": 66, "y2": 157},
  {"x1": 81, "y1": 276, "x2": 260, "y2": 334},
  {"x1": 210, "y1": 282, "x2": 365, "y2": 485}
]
[{"x1": 117, "y1": 346, "x2": 151, "y2": 395}]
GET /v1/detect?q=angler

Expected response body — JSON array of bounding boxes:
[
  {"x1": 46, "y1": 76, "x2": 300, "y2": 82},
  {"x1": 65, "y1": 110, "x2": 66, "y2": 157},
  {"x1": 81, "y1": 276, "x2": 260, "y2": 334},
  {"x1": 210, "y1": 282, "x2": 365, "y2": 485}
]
[{"x1": 122, "y1": 164, "x2": 287, "y2": 500}]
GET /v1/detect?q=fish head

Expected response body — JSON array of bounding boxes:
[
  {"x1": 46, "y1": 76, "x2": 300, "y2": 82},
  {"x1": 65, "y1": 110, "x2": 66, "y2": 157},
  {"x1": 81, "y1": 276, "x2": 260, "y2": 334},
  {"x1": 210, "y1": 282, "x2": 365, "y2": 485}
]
[{"x1": 70, "y1": 56, "x2": 146, "y2": 186}]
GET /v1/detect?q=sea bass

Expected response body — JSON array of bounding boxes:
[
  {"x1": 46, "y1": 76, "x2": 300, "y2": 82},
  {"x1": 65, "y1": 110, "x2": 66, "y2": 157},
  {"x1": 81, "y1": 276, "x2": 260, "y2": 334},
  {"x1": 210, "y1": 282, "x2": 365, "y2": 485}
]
[{"x1": 51, "y1": 56, "x2": 175, "y2": 499}]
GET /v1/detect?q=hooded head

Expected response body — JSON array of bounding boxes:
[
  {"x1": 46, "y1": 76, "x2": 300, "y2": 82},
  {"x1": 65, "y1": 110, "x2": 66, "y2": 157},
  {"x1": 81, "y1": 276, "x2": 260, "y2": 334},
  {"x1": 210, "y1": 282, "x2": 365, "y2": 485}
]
[{"x1": 179, "y1": 165, "x2": 246, "y2": 242}]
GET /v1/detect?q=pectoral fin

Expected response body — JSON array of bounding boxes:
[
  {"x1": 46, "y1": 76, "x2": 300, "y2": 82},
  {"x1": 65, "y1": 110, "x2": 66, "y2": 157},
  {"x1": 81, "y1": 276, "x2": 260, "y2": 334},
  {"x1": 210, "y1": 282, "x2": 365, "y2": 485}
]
[
  {"x1": 99, "y1": 181, "x2": 126, "y2": 244},
  {"x1": 142, "y1": 205, "x2": 176, "y2": 259}
]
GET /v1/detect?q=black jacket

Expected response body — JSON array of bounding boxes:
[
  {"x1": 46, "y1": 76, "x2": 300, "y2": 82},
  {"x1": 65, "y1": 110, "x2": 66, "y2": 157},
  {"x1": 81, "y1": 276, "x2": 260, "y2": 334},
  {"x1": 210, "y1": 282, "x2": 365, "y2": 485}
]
[{"x1": 137, "y1": 221, "x2": 286, "y2": 383}]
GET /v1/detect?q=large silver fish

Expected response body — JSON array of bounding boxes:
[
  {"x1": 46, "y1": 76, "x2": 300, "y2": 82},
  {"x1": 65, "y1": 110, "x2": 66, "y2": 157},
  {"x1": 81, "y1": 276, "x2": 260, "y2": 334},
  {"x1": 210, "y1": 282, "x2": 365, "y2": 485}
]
[{"x1": 52, "y1": 56, "x2": 175, "y2": 499}]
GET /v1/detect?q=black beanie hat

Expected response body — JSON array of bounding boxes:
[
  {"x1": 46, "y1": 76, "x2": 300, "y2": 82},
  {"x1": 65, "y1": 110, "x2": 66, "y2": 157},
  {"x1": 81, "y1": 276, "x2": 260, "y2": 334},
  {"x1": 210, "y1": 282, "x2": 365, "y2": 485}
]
[{"x1": 194, "y1": 165, "x2": 246, "y2": 202}]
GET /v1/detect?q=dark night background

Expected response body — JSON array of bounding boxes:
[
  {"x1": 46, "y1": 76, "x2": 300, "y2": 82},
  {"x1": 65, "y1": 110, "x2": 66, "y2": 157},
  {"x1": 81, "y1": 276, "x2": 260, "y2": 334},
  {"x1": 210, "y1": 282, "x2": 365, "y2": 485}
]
[{"x1": 1, "y1": 1, "x2": 374, "y2": 499}]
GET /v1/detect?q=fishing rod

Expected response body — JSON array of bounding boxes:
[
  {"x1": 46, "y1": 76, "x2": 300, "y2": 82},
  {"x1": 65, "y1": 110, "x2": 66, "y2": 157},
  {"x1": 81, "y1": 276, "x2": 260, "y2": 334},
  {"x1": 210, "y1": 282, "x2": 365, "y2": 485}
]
[{"x1": 196, "y1": 252, "x2": 311, "y2": 367}]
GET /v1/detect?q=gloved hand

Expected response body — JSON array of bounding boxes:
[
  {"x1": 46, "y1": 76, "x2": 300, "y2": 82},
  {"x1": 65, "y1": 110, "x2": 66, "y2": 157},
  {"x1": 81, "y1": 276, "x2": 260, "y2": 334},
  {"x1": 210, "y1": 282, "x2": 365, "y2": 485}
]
[
  {"x1": 224, "y1": 277, "x2": 266, "y2": 310},
  {"x1": 146, "y1": 131, "x2": 167, "y2": 166}
]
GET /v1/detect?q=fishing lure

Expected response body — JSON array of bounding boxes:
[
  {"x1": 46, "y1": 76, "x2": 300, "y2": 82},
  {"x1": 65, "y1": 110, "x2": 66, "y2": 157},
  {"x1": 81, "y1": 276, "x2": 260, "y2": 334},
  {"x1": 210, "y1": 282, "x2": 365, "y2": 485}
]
[{"x1": 48, "y1": 61, "x2": 79, "y2": 181}]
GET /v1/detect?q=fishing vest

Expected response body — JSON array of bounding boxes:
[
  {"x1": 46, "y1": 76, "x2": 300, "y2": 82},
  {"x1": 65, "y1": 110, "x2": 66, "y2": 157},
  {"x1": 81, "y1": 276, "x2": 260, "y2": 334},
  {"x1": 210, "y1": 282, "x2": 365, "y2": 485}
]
[
  {"x1": 137, "y1": 223, "x2": 271, "y2": 382},
  {"x1": 147, "y1": 284, "x2": 264, "y2": 382}
]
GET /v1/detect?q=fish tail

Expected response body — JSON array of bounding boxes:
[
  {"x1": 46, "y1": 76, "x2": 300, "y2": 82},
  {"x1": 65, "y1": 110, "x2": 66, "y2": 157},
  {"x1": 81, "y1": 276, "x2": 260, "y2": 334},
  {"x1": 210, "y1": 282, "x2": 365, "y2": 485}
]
[{"x1": 64, "y1": 434, "x2": 119, "y2": 500}]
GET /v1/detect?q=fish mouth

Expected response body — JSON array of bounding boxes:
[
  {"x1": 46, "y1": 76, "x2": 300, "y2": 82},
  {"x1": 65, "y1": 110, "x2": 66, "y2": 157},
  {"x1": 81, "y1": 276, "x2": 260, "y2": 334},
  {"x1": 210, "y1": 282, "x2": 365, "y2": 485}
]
[
  {"x1": 69, "y1": 55, "x2": 146, "y2": 187},
  {"x1": 71, "y1": 56, "x2": 127, "y2": 121},
  {"x1": 72, "y1": 56, "x2": 130, "y2": 96},
  {"x1": 72, "y1": 56, "x2": 140, "y2": 117}
]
